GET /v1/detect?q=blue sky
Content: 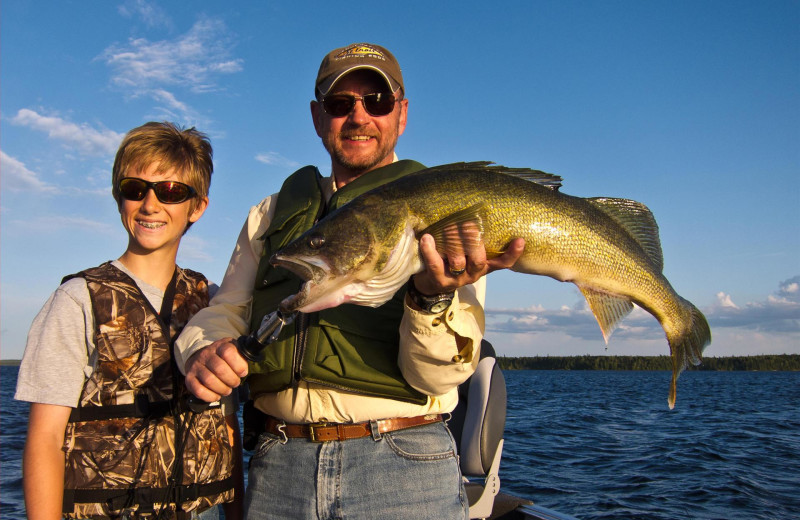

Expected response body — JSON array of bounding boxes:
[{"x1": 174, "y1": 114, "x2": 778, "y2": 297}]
[{"x1": 2, "y1": 1, "x2": 798, "y2": 360}]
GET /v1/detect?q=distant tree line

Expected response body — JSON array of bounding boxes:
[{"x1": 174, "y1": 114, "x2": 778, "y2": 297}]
[
  {"x1": 496, "y1": 354, "x2": 800, "y2": 371},
  {"x1": 4, "y1": 355, "x2": 800, "y2": 371}
]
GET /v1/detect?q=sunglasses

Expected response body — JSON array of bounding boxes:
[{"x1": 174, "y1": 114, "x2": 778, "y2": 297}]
[
  {"x1": 118, "y1": 178, "x2": 197, "y2": 204},
  {"x1": 321, "y1": 92, "x2": 399, "y2": 118}
]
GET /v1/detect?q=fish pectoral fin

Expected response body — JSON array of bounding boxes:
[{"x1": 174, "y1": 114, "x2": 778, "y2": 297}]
[
  {"x1": 418, "y1": 203, "x2": 486, "y2": 257},
  {"x1": 579, "y1": 287, "x2": 634, "y2": 343}
]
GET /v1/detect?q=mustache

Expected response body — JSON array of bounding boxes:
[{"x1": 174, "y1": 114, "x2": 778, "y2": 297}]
[{"x1": 339, "y1": 124, "x2": 379, "y2": 140}]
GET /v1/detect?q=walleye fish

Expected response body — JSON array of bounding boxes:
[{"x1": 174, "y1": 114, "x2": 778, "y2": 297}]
[{"x1": 270, "y1": 162, "x2": 711, "y2": 408}]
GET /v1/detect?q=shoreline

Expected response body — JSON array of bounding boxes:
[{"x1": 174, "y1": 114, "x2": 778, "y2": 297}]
[{"x1": 4, "y1": 354, "x2": 799, "y2": 370}]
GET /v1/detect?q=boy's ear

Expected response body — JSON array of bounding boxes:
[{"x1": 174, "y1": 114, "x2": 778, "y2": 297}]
[{"x1": 189, "y1": 196, "x2": 209, "y2": 223}]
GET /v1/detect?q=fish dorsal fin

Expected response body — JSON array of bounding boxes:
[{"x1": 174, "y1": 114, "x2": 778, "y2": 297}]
[
  {"x1": 417, "y1": 203, "x2": 486, "y2": 258},
  {"x1": 420, "y1": 161, "x2": 563, "y2": 191},
  {"x1": 579, "y1": 286, "x2": 635, "y2": 343},
  {"x1": 587, "y1": 197, "x2": 664, "y2": 272},
  {"x1": 508, "y1": 169, "x2": 563, "y2": 191}
]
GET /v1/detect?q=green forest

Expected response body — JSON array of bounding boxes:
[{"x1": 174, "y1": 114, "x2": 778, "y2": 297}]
[
  {"x1": 496, "y1": 354, "x2": 800, "y2": 371},
  {"x1": 4, "y1": 355, "x2": 800, "y2": 371}
]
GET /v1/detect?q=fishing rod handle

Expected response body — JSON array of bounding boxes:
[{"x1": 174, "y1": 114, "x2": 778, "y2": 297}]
[{"x1": 185, "y1": 309, "x2": 296, "y2": 412}]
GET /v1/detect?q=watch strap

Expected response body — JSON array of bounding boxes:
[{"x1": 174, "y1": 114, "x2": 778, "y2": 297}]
[{"x1": 406, "y1": 279, "x2": 455, "y2": 314}]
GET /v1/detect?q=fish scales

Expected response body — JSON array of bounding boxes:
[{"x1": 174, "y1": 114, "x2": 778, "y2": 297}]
[
  {"x1": 391, "y1": 169, "x2": 669, "y2": 304},
  {"x1": 270, "y1": 162, "x2": 711, "y2": 408}
]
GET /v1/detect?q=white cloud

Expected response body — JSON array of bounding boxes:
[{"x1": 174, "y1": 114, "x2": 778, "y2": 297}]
[
  {"x1": 487, "y1": 302, "x2": 664, "y2": 343},
  {"x1": 777, "y1": 276, "x2": 800, "y2": 301},
  {"x1": 177, "y1": 235, "x2": 214, "y2": 263},
  {"x1": 151, "y1": 89, "x2": 191, "y2": 114},
  {"x1": 95, "y1": 16, "x2": 242, "y2": 124},
  {"x1": 487, "y1": 275, "x2": 800, "y2": 341},
  {"x1": 0, "y1": 151, "x2": 58, "y2": 193},
  {"x1": 98, "y1": 17, "x2": 242, "y2": 95},
  {"x1": 255, "y1": 152, "x2": 301, "y2": 169},
  {"x1": 715, "y1": 292, "x2": 739, "y2": 309},
  {"x1": 12, "y1": 216, "x2": 116, "y2": 234},
  {"x1": 706, "y1": 276, "x2": 800, "y2": 333},
  {"x1": 10, "y1": 109, "x2": 123, "y2": 156},
  {"x1": 117, "y1": 0, "x2": 172, "y2": 30}
]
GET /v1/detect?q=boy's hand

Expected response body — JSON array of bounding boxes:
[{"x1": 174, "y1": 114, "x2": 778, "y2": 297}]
[{"x1": 185, "y1": 339, "x2": 249, "y2": 402}]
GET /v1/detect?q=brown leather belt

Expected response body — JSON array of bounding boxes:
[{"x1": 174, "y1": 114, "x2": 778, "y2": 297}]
[{"x1": 265, "y1": 414, "x2": 443, "y2": 442}]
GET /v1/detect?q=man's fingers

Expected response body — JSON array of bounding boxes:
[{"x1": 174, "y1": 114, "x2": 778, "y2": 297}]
[
  {"x1": 419, "y1": 234, "x2": 445, "y2": 275},
  {"x1": 184, "y1": 340, "x2": 248, "y2": 401},
  {"x1": 185, "y1": 372, "x2": 226, "y2": 403},
  {"x1": 487, "y1": 238, "x2": 526, "y2": 272},
  {"x1": 415, "y1": 232, "x2": 525, "y2": 295},
  {"x1": 216, "y1": 341, "x2": 250, "y2": 378}
]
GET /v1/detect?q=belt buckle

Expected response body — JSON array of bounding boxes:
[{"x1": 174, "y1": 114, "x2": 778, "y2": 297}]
[{"x1": 308, "y1": 421, "x2": 331, "y2": 442}]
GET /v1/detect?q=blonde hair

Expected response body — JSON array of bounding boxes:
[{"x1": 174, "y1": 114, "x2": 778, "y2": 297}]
[{"x1": 112, "y1": 122, "x2": 213, "y2": 213}]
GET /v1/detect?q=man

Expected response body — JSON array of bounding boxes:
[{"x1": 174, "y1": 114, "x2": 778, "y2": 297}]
[{"x1": 176, "y1": 43, "x2": 524, "y2": 520}]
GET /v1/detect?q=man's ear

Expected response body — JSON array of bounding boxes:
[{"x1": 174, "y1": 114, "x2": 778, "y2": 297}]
[
  {"x1": 189, "y1": 196, "x2": 209, "y2": 223},
  {"x1": 310, "y1": 100, "x2": 324, "y2": 138},
  {"x1": 397, "y1": 98, "x2": 409, "y2": 137}
]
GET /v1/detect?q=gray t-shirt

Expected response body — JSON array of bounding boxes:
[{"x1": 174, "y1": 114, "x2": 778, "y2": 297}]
[{"x1": 14, "y1": 261, "x2": 233, "y2": 412}]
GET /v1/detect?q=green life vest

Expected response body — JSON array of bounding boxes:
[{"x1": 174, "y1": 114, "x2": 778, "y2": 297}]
[{"x1": 247, "y1": 160, "x2": 429, "y2": 404}]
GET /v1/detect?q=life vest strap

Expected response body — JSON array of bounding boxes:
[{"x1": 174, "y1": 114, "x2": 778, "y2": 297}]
[
  {"x1": 62, "y1": 475, "x2": 235, "y2": 514},
  {"x1": 68, "y1": 394, "x2": 220, "y2": 422}
]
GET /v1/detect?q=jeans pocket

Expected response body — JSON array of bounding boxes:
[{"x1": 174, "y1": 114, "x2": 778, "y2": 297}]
[
  {"x1": 384, "y1": 423, "x2": 457, "y2": 462},
  {"x1": 251, "y1": 432, "x2": 281, "y2": 461}
]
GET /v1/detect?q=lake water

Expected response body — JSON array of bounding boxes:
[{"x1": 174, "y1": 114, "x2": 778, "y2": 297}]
[{"x1": 2, "y1": 366, "x2": 798, "y2": 519}]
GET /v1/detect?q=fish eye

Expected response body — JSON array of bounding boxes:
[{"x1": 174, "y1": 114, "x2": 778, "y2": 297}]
[{"x1": 308, "y1": 235, "x2": 325, "y2": 249}]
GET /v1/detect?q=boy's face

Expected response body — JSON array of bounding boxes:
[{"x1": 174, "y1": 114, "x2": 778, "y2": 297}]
[{"x1": 118, "y1": 162, "x2": 207, "y2": 258}]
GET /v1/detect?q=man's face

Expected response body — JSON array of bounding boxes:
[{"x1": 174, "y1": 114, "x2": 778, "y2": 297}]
[{"x1": 311, "y1": 70, "x2": 408, "y2": 180}]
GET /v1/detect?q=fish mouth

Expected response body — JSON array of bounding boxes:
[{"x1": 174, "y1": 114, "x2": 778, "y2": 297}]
[
  {"x1": 269, "y1": 253, "x2": 330, "y2": 313},
  {"x1": 269, "y1": 253, "x2": 365, "y2": 314},
  {"x1": 270, "y1": 253, "x2": 328, "y2": 282}
]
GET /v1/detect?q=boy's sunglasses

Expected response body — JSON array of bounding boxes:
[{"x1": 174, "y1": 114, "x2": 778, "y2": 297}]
[
  {"x1": 118, "y1": 178, "x2": 197, "y2": 204},
  {"x1": 321, "y1": 93, "x2": 398, "y2": 118}
]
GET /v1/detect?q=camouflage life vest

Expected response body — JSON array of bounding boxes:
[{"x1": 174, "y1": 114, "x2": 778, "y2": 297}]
[{"x1": 61, "y1": 262, "x2": 234, "y2": 518}]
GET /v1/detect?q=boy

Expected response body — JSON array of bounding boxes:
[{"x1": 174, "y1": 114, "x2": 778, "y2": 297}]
[{"x1": 15, "y1": 122, "x2": 243, "y2": 519}]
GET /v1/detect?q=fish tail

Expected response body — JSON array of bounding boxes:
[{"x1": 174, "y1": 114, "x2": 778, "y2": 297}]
[{"x1": 666, "y1": 299, "x2": 711, "y2": 409}]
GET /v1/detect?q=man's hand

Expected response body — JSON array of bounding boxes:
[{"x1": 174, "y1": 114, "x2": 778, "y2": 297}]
[
  {"x1": 412, "y1": 221, "x2": 525, "y2": 295},
  {"x1": 184, "y1": 339, "x2": 249, "y2": 402}
]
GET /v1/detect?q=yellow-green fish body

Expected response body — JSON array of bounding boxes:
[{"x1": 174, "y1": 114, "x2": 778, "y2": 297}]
[{"x1": 271, "y1": 162, "x2": 711, "y2": 407}]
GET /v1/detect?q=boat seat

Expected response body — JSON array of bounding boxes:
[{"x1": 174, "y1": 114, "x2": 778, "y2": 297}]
[{"x1": 449, "y1": 340, "x2": 507, "y2": 520}]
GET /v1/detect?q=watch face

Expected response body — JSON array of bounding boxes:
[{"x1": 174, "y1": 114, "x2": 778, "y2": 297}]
[{"x1": 428, "y1": 300, "x2": 450, "y2": 313}]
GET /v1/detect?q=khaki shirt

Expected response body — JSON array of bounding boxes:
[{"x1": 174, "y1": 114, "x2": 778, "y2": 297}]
[{"x1": 175, "y1": 175, "x2": 486, "y2": 423}]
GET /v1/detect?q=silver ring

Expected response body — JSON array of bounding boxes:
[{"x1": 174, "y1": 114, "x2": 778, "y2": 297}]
[{"x1": 449, "y1": 267, "x2": 466, "y2": 276}]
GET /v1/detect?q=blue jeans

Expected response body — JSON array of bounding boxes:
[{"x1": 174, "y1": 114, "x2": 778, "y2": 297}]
[
  {"x1": 197, "y1": 505, "x2": 221, "y2": 520},
  {"x1": 244, "y1": 421, "x2": 467, "y2": 520}
]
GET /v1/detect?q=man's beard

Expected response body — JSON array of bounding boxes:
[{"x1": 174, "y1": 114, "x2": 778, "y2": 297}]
[{"x1": 326, "y1": 127, "x2": 399, "y2": 174}]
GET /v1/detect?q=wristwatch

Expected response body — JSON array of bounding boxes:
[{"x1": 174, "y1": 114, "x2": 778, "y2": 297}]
[{"x1": 406, "y1": 279, "x2": 455, "y2": 314}]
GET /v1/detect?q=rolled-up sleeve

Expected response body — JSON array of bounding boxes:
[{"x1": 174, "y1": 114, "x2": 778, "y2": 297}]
[
  {"x1": 398, "y1": 277, "x2": 486, "y2": 395},
  {"x1": 175, "y1": 196, "x2": 277, "y2": 373}
]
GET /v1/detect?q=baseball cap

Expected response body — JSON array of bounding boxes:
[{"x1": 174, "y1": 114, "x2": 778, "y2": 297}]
[{"x1": 315, "y1": 43, "x2": 404, "y2": 97}]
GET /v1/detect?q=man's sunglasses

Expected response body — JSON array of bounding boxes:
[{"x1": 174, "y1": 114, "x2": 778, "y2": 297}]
[
  {"x1": 321, "y1": 93, "x2": 399, "y2": 118},
  {"x1": 118, "y1": 178, "x2": 197, "y2": 204}
]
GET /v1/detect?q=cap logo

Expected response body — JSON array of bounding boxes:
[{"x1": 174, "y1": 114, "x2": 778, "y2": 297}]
[{"x1": 334, "y1": 44, "x2": 387, "y2": 62}]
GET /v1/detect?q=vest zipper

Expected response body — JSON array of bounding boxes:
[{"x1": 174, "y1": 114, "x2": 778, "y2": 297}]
[
  {"x1": 292, "y1": 180, "x2": 327, "y2": 384},
  {"x1": 292, "y1": 312, "x2": 309, "y2": 381}
]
